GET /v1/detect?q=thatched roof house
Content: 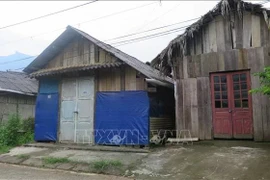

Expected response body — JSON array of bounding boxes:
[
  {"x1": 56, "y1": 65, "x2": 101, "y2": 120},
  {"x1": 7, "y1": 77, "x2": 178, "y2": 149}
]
[{"x1": 151, "y1": 0, "x2": 270, "y2": 141}]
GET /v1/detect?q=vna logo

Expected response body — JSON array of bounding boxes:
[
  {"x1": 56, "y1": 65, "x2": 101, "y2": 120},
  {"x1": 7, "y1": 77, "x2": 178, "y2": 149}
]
[{"x1": 95, "y1": 129, "x2": 140, "y2": 145}]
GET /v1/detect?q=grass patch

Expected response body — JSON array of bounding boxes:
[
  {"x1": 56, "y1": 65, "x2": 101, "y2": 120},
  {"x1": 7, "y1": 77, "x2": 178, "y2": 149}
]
[
  {"x1": 92, "y1": 160, "x2": 122, "y2": 170},
  {"x1": 42, "y1": 157, "x2": 70, "y2": 164},
  {"x1": 16, "y1": 154, "x2": 30, "y2": 159},
  {"x1": 0, "y1": 146, "x2": 11, "y2": 154}
]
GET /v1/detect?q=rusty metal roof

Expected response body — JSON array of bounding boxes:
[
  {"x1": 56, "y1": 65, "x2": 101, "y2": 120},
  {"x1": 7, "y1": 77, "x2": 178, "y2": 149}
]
[
  {"x1": 24, "y1": 26, "x2": 173, "y2": 84},
  {"x1": 0, "y1": 71, "x2": 38, "y2": 96},
  {"x1": 30, "y1": 62, "x2": 124, "y2": 78}
]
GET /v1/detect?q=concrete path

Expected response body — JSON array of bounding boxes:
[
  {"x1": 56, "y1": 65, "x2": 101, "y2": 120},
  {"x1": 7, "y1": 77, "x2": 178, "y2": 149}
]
[
  {"x1": 132, "y1": 141, "x2": 270, "y2": 180},
  {"x1": 0, "y1": 146, "x2": 147, "y2": 177},
  {"x1": 0, "y1": 163, "x2": 131, "y2": 180},
  {"x1": 1, "y1": 141, "x2": 270, "y2": 179}
]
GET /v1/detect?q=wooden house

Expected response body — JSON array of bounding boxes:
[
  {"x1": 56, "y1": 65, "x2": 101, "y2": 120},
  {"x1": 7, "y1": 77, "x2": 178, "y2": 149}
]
[
  {"x1": 0, "y1": 71, "x2": 37, "y2": 123},
  {"x1": 24, "y1": 26, "x2": 173, "y2": 145},
  {"x1": 152, "y1": 0, "x2": 270, "y2": 141}
]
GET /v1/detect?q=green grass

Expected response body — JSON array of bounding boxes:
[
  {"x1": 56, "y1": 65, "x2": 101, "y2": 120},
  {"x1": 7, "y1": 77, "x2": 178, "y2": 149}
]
[
  {"x1": 0, "y1": 146, "x2": 12, "y2": 154},
  {"x1": 92, "y1": 160, "x2": 122, "y2": 170},
  {"x1": 42, "y1": 157, "x2": 70, "y2": 164},
  {"x1": 16, "y1": 154, "x2": 30, "y2": 159}
]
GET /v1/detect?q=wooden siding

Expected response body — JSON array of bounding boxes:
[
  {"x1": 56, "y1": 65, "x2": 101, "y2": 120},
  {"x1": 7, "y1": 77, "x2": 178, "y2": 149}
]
[
  {"x1": 41, "y1": 36, "x2": 147, "y2": 92},
  {"x1": 175, "y1": 47, "x2": 270, "y2": 141},
  {"x1": 97, "y1": 66, "x2": 147, "y2": 91},
  {"x1": 187, "y1": 13, "x2": 270, "y2": 56},
  {"x1": 45, "y1": 37, "x2": 118, "y2": 70}
]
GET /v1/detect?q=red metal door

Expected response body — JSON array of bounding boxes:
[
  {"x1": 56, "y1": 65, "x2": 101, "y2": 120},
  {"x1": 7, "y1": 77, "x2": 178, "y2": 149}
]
[{"x1": 211, "y1": 71, "x2": 253, "y2": 139}]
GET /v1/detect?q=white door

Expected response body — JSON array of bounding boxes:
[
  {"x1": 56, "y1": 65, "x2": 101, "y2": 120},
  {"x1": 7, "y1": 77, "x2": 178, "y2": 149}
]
[{"x1": 60, "y1": 77, "x2": 94, "y2": 143}]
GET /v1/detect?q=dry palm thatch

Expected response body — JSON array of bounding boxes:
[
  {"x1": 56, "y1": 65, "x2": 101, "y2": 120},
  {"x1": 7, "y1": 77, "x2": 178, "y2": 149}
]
[{"x1": 151, "y1": 0, "x2": 270, "y2": 76}]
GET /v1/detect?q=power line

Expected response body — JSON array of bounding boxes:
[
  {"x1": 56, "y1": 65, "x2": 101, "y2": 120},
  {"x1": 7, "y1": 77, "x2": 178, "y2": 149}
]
[
  {"x1": 0, "y1": 1, "x2": 98, "y2": 30},
  {"x1": 114, "y1": 27, "x2": 187, "y2": 47},
  {"x1": 7, "y1": 2, "x2": 270, "y2": 70},
  {"x1": 3, "y1": 25, "x2": 189, "y2": 69},
  {"x1": 9, "y1": 67, "x2": 26, "y2": 71},
  {"x1": 105, "y1": 17, "x2": 199, "y2": 42},
  {"x1": 0, "y1": 2, "x2": 157, "y2": 47},
  {"x1": 0, "y1": 56, "x2": 36, "y2": 65},
  {"x1": 74, "y1": 2, "x2": 157, "y2": 26},
  {"x1": 135, "y1": 3, "x2": 182, "y2": 32},
  {"x1": 1, "y1": 13, "x2": 224, "y2": 68},
  {"x1": 111, "y1": 26, "x2": 188, "y2": 46}
]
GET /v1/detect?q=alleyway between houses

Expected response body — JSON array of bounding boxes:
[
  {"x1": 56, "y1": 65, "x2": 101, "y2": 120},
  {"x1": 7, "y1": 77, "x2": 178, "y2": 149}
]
[{"x1": 0, "y1": 141, "x2": 270, "y2": 180}]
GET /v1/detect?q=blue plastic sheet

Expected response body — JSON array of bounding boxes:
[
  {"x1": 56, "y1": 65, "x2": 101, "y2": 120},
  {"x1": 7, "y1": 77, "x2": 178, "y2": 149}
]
[
  {"x1": 95, "y1": 91, "x2": 149, "y2": 145},
  {"x1": 34, "y1": 93, "x2": 59, "y2": 141},
  {"x1": 39, "y1": 79, "x2": 59, "y2": 93}
]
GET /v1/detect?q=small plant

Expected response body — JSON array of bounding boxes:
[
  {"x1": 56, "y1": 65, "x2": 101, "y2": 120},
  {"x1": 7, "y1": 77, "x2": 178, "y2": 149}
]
[
  {"x1": 0, "y1": 146, "x2": 11, "y2": 154},
  {"x1": 42, "y1": 157, "x2": 70, "y2": 164},
  {"x1": 0, "y1": 114, "x2": 21, "y2": 146},
  {"x1": 0, "y1": 114, "x2": 34, "y2": 148},
  {"x1": 16, "y1": 154, "x2": 30, "y2": 160},
  {"x1": 21, "y1": 117, "x2": 34, "y2": 133},
  {"x1": 92, "y1": 160, "x2": 122, "y2": 170},
  {"x1": 250, "y1": 66, "x2": 270, "y2": 96}
]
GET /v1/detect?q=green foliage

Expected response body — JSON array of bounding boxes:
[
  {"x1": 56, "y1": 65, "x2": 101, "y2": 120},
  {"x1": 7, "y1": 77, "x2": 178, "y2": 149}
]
[
  {"x1": 16, "y1": 154, "x2": 30, "y2": 160},
  {"x1": 250, "y1": 66, "x2": 270, "y2": 96},
  {"x1": 0, "y1": 146, "x2": 12, "y2": 154},
  {"x1": 21, "y1": 117, "x2": 34, "y2": 133},
  {"x1": 0, "y1": 114, "x2": 34, "y2": 147},
  {"x1": 0, "y1": 114, "x2": 21, "y2": 146},
  {"x1": 92, "y1": 160, "x2": 122, "y2": 170},
  {"x1": 42, "y1": 157, "x2": 70, "y2": 164}
]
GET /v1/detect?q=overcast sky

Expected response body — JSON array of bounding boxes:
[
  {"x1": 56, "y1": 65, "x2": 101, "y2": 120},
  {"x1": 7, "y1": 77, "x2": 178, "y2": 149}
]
[{"x1": 0, "y1": 0, "x2": 268, "y2": 67}]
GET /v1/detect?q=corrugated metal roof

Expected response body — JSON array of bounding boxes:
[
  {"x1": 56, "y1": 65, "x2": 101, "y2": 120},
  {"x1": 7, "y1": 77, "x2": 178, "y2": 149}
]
[
  {"x1": 30, "y1": 62, "x2": 124, "y2": 77},
  {"x1": 24, "y1": 26, "x2": 173, "y2": 84},
  {"x1": 0, "y1": 71, "x2": 38, "y2": 96}
]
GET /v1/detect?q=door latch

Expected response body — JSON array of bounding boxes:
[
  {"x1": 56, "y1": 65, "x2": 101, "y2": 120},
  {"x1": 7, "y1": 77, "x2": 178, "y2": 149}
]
[
  {"x1": 74, "y1": 111, "x2": 78, "y2": 114},
  {"x1": 229, "y1": 109, "x2": 232, "y2": 113}
]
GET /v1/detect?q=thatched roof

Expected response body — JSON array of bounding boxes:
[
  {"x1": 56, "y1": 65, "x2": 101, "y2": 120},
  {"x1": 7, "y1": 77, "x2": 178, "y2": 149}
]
[{"x1": 151, "y1": 0, "x2": 270, "y2": 75}]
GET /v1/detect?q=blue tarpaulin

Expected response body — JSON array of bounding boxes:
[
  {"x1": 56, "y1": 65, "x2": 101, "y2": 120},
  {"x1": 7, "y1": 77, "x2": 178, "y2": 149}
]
[
  {"x1": 35, "y1": 79, "x2": 59, "y2": 141},
  {"x1": 95, "y1": 91, "x2": 149, "y2": 145},
  {"x1": 39, "y1": 79, "x2": 59, "y2": 93},
  {"x1": 34, "y1": 93, "x2": 59, "y2": 141}
]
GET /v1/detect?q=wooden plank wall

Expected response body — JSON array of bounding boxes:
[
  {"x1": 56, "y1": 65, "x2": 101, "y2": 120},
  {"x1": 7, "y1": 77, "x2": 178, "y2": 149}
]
[
  {"x1": 97, "y1": 66, "x2": 147, "y2": 92},
  {"x1": 176, "y1": 47, "x2": 270, "y2": 141},
  {"x1": 45, "y1": 37, "x2": 118, "y2": 70},
  {"x1": 188, "y1": 13, "x2": 269, "y2": 56},
  {"x1": 97, "y1": 68, "x2": 121, "y2": 91},
  {"x1": 43, "y1": 36, "x2": 147, "y2": 92}
]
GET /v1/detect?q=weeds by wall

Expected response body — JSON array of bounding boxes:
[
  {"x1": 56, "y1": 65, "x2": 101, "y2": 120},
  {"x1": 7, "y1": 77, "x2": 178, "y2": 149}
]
[{"x1": 0, "y1": 114, "x2": 34, "y2": 147}]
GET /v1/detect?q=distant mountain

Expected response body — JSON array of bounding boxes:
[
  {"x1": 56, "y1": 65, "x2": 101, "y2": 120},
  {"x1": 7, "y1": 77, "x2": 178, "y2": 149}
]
[{"x1": 0, "y1": 51, "x2": 36, "y2": 71}]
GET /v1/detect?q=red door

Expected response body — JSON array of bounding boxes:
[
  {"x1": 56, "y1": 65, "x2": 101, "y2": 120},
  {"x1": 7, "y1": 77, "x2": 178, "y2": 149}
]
[{"x1": 211, "y1": 71, "x2": 253, "y2": 139}]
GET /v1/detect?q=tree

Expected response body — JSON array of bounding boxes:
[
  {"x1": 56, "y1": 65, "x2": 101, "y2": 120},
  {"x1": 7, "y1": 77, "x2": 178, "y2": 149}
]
[{"x1": 249, "y1": 66, "x2": 270, "y2": 96}]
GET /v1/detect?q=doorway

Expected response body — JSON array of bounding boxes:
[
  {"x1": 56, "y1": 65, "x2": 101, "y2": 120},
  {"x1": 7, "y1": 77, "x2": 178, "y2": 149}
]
[
  {"x1": 211, "y1": 71, "x2": 253, "y2": 139},
  {"x1": 59, "y1": 77, "x2": 94, "y2": 143}
]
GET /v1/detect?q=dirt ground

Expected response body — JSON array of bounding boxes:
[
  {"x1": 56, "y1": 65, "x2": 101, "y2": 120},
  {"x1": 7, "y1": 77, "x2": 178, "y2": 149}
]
[{"x1": 131, "y1": 141, "x2": 270, "y2": 180}]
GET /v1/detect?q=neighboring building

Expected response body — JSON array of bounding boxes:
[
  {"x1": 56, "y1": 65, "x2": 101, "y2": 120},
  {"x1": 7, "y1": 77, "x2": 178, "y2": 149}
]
[
  {"x1": 24, "y1": 26, "x2": 173, "y2": 145},
  {"x1": 0, "y1": 71, "x2": 38, "y2": 123},
  {"x1": 152, "y1": 0, "x2": 270, "y2": 141}
]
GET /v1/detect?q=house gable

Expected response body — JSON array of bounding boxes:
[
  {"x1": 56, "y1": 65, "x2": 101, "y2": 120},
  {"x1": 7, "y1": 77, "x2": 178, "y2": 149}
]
[{"x1": 43, "y1": 36, "x2": 121, "y2": 71}]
